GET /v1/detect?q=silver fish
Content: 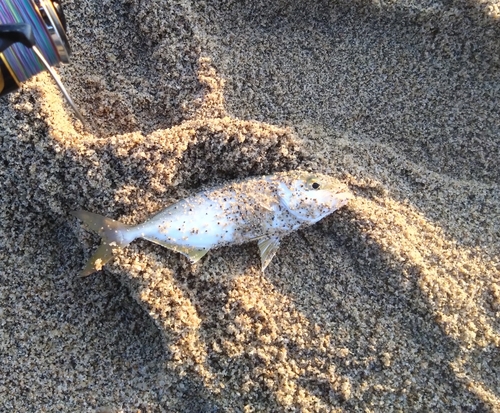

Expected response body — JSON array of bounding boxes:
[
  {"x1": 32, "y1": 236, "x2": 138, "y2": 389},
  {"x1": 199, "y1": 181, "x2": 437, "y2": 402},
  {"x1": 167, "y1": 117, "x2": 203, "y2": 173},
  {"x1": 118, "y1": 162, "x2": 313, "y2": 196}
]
[{"x1": 72, "y1": 171, "x2": 353, "y2": 276}]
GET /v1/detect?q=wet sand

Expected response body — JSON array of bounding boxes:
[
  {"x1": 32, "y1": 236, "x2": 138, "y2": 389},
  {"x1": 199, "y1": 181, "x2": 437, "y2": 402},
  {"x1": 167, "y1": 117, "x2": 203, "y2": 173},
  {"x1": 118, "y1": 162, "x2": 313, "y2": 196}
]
[{"x1": 1, "y1": 0, "x2": 499, "y2": 411}]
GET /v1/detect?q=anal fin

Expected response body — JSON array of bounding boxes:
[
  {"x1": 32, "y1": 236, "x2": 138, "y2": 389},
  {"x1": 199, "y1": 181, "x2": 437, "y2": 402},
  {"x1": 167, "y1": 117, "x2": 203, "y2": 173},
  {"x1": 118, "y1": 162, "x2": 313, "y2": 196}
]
[
  {"x1": 143, "y1": 236, "x2": 209, "y2": 264},
  {"x1": 182, "y1": 246, "x2": 210, "y2": 263},
  {"x1": 257, "y1": 236, "x2": 281, "y2": 272}
]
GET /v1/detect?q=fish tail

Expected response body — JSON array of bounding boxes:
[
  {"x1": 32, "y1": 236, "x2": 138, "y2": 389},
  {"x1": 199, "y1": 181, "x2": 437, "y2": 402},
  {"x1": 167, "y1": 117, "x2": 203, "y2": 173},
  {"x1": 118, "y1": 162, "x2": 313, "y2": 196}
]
[{"x1": 72, "y1": 209, "x2": 135, "y2": 277}]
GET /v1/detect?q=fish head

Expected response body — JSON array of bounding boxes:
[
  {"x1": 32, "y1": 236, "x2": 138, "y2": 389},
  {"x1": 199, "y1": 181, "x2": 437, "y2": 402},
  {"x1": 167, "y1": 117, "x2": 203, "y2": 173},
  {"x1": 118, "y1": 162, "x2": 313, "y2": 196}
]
[{"x1": 277, "y1": 172, "x2": 353, "y2": 223}]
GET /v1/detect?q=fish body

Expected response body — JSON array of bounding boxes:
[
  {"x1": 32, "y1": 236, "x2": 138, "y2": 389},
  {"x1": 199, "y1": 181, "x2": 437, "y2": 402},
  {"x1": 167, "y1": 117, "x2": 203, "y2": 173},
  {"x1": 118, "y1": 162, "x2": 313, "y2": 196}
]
[{"x1": 73, "y1": 171, "x2": 353, "y2": 276}]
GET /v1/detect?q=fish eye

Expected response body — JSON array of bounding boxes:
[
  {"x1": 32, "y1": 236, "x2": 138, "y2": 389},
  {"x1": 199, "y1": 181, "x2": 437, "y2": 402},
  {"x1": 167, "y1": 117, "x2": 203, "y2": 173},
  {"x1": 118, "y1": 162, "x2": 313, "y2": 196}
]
[{"x1": 305, "y1": 176, "x2": 322, "y2": 189}]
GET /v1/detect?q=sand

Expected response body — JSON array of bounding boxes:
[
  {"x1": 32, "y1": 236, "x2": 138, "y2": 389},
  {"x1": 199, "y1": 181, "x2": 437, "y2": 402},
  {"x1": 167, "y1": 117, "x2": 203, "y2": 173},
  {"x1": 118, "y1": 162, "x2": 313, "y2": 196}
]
[{"x1": 0, "y1": 0, "x2": 499, "y2": 411}]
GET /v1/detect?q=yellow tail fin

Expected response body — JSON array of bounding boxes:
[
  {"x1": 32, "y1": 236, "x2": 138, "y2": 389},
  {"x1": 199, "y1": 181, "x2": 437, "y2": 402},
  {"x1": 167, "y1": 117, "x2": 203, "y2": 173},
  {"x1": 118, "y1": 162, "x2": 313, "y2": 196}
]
[{"x1": 72, "y1": 210, "x2": 134, "y2": 276}]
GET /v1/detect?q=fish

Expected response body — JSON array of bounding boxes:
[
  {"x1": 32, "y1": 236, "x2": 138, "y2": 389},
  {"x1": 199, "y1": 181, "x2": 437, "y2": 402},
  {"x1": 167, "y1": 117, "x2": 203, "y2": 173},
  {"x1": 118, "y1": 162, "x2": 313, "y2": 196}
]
[{"x1": 72, "y1": 170, "x2": 353, "y2": 276}]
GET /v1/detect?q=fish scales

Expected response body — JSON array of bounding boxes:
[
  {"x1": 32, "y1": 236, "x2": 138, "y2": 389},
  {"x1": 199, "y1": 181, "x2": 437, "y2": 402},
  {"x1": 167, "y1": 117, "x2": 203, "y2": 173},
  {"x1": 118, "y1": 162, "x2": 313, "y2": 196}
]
[{"x1": 72, "y1": 171, "x2": 353, "y2": 276}]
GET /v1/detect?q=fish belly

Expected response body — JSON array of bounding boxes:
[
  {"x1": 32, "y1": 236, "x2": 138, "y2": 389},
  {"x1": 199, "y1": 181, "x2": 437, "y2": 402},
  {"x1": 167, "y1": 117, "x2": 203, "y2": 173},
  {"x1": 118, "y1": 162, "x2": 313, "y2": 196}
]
[
  {"x1": 134, "y1": 184, "x2": 297, "y2": 251},
  {"x1": 135, "y1": 194, "x2": 245, "y2": 250}
]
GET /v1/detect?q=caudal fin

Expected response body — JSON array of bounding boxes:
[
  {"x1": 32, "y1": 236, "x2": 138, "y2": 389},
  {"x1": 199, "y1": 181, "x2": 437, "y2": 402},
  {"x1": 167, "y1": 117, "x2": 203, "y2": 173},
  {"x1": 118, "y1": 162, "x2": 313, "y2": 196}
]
[{"x1": 72, "y1": 210, "x2": 134, "y2": 277}]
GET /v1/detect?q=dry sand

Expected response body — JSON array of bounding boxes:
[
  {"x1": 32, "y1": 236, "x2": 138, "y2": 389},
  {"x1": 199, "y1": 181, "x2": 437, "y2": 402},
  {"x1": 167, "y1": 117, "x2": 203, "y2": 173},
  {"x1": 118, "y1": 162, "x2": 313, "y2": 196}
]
[{"x1": 1, "y1": 0, "x2": 499, "y2": 411}]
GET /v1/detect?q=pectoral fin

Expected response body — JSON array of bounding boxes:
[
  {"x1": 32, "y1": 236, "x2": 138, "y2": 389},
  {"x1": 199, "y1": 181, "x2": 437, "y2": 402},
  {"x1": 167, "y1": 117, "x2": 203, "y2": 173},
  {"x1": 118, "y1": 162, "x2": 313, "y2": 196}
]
[
  {"x1": 277, "y1": 182, "x2": 304, "y2": 219},
  {"x1": 257, "y1": 200, "x2": 274, "y2": 212},
  {"x1": 257, "y1": 236, "x2": 281, "y2": 271},
  {"x1": 277, "y1": 182, "x2": 315, "y2": 222},
  {"x1": 277, "y1": 182, "x2": 292, "y2": 210}
]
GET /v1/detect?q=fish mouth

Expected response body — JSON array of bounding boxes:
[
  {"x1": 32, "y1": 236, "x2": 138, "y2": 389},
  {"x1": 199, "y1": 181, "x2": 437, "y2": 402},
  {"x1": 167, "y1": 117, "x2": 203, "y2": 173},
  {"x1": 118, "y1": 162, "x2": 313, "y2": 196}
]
[
  {"x1": 321, "y1": 182, "x2": 353, "y2": 197},
  {"x1": 333, "y1": 191, "x2": 354, "y2": 206},
  {"x1": 334, "y1": 191, "x2": 354, "y2": 200}
]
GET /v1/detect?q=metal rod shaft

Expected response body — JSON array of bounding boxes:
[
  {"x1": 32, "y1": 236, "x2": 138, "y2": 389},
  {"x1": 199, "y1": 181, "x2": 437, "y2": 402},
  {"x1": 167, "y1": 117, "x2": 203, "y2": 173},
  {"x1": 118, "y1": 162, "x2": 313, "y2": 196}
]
[{"x1": 32, "y1": 45, "x2": 84, "y2": 125}]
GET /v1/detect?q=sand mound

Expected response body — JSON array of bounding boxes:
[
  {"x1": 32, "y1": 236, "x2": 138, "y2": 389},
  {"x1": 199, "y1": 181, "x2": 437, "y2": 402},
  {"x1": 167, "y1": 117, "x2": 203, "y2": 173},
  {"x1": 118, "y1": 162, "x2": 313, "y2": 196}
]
[{"x1": 0, "y1": 0, "x2": 499, "y2": 411}]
